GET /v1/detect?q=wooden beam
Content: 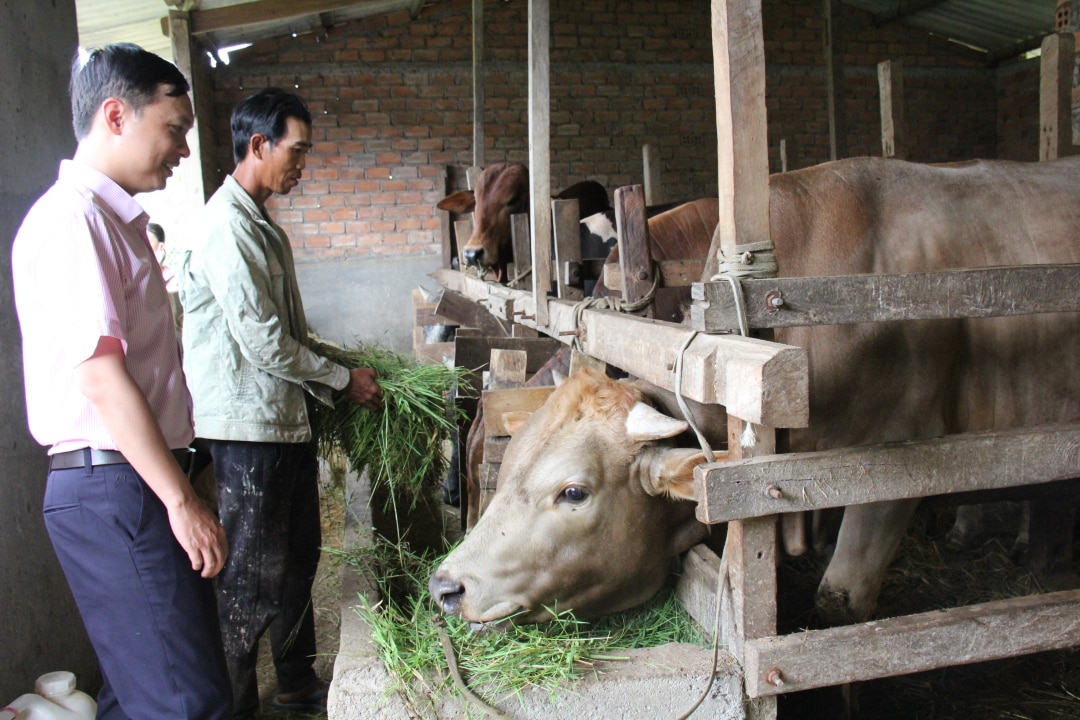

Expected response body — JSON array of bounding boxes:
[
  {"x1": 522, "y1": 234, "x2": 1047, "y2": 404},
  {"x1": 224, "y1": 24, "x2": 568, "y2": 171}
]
[
  {"x1": 605, "y1": 258, "x2": 708, "y2": 290},
  {"x1": 642, "y1": 144, "x2": 663, "y2": 205},
  {"x1": 614, "y1": 185, "x2": 653, "y2": 310},
  {"x1": 705, "y1": 0, "x2": 771, "y2": 280},
  {"x1": 435, "y1": 289, "x2": 510, "y2": 337},
  {"x1": 877, "y1": 59, "x2": 906, "y2": 159},
  {"x1": 822, "y1": 0, "x2": 847, "y2": 162},
  {"x1": 690, "y1": 264, "x2": 1080, "y2": 332},
  {"x1": 696, "y1": 422, "x2": 1080, "y2": 524},
  {"x1": 183, "y1": 0, "x2": 387, "y2": 35},
  {"x1": 528, "y1": 0, "x2": 552, "y2": 327},
  {"x1": 744, "y1": 589, "x2": 1080, "y2": 696},
  {"x1": 472, "y1": 0, "x2": 485, "y2": 168},
  {"x1": 552, "y1": 198, "x2": 584, "y2": 300},
  {"x1": 433, "y1": 268, "x2": 809, "y2": 428},
  {"x1": 1041, "y1": 32, "x2": 1078, "y2": 161}
]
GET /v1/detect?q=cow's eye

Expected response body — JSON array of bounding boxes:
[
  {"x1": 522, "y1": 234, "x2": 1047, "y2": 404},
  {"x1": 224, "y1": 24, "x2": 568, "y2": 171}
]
[{"x1": 559, "y1": 485, "x2": 589, "y2": 505}]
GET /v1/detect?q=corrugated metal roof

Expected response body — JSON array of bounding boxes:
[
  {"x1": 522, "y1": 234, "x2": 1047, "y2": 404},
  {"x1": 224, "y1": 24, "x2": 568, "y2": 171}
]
[
  {"x1": 843, "y1": 0, "x2": 1058, "y2": 62},
  {"x1": 75, "y1": 0, "x2": 1060, "y2": 65}
]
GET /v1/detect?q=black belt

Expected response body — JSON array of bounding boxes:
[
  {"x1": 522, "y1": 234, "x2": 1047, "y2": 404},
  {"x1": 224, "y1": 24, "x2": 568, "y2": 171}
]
[{"x1": 49, "y1": 447, "x2": 195, "y2": 474}]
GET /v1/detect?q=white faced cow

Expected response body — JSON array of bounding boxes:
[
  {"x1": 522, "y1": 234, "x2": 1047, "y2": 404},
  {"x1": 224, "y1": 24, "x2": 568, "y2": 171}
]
[{"x1": 432, "y1": 155, "x2": 1080, "y2": 628}]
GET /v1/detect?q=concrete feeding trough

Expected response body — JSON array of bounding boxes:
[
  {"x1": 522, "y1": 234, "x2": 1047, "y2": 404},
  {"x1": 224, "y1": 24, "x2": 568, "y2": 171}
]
[{"x1": 327, "y1": 468, "x2": 747, "y2": 720}]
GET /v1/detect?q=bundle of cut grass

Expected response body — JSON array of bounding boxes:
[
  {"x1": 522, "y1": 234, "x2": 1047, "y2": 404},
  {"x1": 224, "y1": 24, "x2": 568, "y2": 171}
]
[
  {"x1": 329, "y1": 540, "x2": 707, "y2": 714},
  {"x1": 309, "y1": 342, "x2": 471, "y2": 512}
]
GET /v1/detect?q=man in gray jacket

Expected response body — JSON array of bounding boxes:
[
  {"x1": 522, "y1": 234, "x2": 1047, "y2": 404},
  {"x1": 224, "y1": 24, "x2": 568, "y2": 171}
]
[{"x1": 180, "y1": 88, "x2": 382, "y2": 718}]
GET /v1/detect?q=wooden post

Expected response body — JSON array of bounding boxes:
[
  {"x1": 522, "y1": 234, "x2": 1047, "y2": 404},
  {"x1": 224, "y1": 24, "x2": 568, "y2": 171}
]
[
  {"x1": 704, "y1": 0, "x2": 771, "y2": 278},
  {"x1": 778, "y1": 139, "x2": 788, "y2": 173},
  {"x1": 168, "y1": 10, "x2": 211, "y2": 204},
  {"x1": 552, "y1": 198, "x2": 584, "y2": 300},
  {"x1": 642, "y1": 143, "x2": 663, "y2": 205},
  {"x1": 472, "y1": 0, "x2": 485, "y2": 168},
  {"x1": 1041, "y1": 32, "x2": 1077, "y2": 161},
  {"x1": 878, "y1": 59, "x2": 906, "y2": 159},
  {"x1": 614, "y1": 185, "x2": 653, "y2": 312},
  {"x1": 823, "y1": 0, "x2": 846, "y2": 161},
  {"x1": 528, "y1": 0, "x2": 552, "y2": 327}
]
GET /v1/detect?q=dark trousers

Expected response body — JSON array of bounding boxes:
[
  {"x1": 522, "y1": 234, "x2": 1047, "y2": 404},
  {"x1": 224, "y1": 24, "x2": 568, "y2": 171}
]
[
  {"x1": 44, "y1": 463, "x2": 232, "y2": 720},
  {"x1": 204, "y1": 440, "x2": 322, "y2": 717}
]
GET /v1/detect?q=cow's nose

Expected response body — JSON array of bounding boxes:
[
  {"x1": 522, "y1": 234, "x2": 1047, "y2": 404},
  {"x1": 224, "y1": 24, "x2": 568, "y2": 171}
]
[
  {"x1": 463, "y1": 247, "x2": 484, "y2": 268},
  {"x1": 428, "y1": 572, "x2": 465, "y2": 615}
]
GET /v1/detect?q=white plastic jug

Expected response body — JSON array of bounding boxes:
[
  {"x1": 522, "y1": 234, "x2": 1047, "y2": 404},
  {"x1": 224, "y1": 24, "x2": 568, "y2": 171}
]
[{"x1": 2, "y1": 671, "x2": 95, "y2": 720}]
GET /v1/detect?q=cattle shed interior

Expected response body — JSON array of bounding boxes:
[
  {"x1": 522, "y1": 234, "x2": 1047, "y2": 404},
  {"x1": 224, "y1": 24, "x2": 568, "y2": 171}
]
[{"x1": 2, "y1": 1, "x2": 1079, "y2": 719}]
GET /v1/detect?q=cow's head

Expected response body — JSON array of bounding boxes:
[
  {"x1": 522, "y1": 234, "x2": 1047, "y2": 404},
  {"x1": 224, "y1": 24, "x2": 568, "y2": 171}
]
[
  {"x1": 428, "y1": 368, "x2": 713, "y2": 626},
  {"x1": 437, "y1": 164, "x2": 612, "y2": 281},
  {"x1": 437, "y1": 162, "x2": 529, "y2": 279}
]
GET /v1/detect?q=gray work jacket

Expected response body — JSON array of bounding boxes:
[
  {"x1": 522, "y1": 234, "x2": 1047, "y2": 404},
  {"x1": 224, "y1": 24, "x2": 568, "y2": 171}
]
[{"x1": 179, "y1": 175, "x2": 349, "y2": 443}]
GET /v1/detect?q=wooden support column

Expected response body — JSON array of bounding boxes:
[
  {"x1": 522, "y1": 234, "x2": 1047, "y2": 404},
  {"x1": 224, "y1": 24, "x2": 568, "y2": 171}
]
[
  {"x1": 614, "y1": 185, "x2": 653, "y2": 313},
  {"x1": 168, "y1": 10, "x2": 212, "y2": 203},
  {"x1": 472, "y1": 0, "x2": 485, "y2": 168},
  {"x1": 642, "y1": 144, "x2": 663, "y2": 205},
  {"x1": 823, "y1": 0, "x2": 846, "y2": 161},
  {"x1": 878, "y1": 59, "x2": 906, "y2": 159},
  {"x1": 705, "y1": 0, "x2": 771, "y2": 280},
  {"x1": 1041, "y1": 32, "x2": 1077, "y2": 161},
  {"x1": 528, "y1": 0, "x2": 552, "y2": 327},
  {"x1": 552, "y1": 198, "x2": 584, "y2": 300}
]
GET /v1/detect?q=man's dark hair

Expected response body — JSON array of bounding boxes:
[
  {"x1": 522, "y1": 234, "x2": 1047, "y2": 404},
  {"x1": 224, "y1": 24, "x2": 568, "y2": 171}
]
[
  {"x1": 230, "y1": 88, "x2": 313, "y2": 164},
  {"x1": 147, "y1": 223, "x2": 165, "y2": 243},
  {"x1": 70, "y1": 43, "x2": 190, "y2": 142}
]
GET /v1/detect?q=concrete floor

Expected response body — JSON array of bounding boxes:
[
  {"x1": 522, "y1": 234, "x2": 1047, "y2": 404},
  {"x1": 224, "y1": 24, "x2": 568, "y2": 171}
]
[{"x1": 296, "y1": 254, "x2": 443, "y2": 355}]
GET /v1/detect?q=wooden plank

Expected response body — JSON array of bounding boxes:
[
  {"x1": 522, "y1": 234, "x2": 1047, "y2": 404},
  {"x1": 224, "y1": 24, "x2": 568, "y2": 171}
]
[
  {"x1": 487, "y1": 349, "x2": 527, "y2": 389},
  {"x1": 186, "y1": 0, "x2": 367, "y2": 35},
  {"x1": 744, "y1": 589, "x2": 1080, "y2": 697},
  {"x1": 604, "y1": 258, "x2": 707, "y2": 290},
  {"x1": 528, "y1": 0, "x2": 552, "y2": 327},
  {"x1": 434, "y1": 267, "x2": 809, "y2": 428},
  {"x1": 642, "y1": 143, "x2": 663, "y2": 205},
  {"x1": 478, "y1": 462, "x2": 499, "y2": 517},
  {"x1": 615, "y1": 185, "x2": 653, "y2": 310},
  {"x1": 675, "y1": 544, "x2": 722, "y2": 642},
  {"x1": 454, "y1": 218, "x2": 473, "y2": 273},
  {"x1": 439, "y1": 206, "x2": 454, "y2": 269},
  {"x1": 552, "y1": 198, "x2": 585, "y2": 300},
  {"x1": 823, "y1": 0, "x2": 846, "y2": 161},
  {"x1": 690, "y1": 264, "x2": 1080, "y2": 332},
  {"x1": 705, "y1": 0, "x2": 772, "y2": 279},
  {"x1": 454, "y1": 336, "x2": 560, "y2": 374},
  {"x1": 877, "y1": 59, "x2": 906, "y2": 159},
  {"x1": 509, "y1": 213, "x2": 532, "y2": 287},
  {"x1": 482, "y1": 387, "x2": 555, "y2": 436},
  {"x1": 435, "y1": 289, "x2": 509, "y2": 337},
  {"x1": 696, "y1": 422, "x2": 1080, "y2": 524},
  {"x1": 1041, "y1": 32, "x2": 1077, "y2": 162},
  {"x1": 483, "y1": 436, "x2": 510, "y2": 464},
  {"x1": 569, "y1": 348, "x2": 604, "y2": 377}
]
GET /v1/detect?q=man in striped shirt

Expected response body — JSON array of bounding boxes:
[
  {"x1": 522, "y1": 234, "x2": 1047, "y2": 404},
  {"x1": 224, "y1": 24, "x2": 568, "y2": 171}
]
[{"x1": 11, "y1": 44, "x2": 232, "y2": 719}]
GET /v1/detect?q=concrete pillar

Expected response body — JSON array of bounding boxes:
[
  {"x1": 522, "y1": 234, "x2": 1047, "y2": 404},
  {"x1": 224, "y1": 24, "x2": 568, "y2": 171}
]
[{"x1": 0, "y1": 0, "x2": 100, "y2": 700}]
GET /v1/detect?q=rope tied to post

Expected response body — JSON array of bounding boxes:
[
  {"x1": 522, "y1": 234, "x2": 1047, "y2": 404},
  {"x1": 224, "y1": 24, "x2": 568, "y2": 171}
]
[{"x1": 568, "y1": 266, "x2": 659, "y2": 354}]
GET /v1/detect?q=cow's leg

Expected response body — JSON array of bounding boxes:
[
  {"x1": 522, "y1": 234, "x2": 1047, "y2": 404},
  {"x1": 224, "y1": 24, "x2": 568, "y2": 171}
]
[
  {"x1": 1016, "y1": 484, "x2": 1080, "y2": 590},
  {"x1": 816, "y1": 498, "x2": 920, "y2": 625},
  {"x1": 945, "y1": 503, "x2": 985, "y2": 549},
  {"x1": 781, "y1": 512, "x2": 809, "y2": 557}
]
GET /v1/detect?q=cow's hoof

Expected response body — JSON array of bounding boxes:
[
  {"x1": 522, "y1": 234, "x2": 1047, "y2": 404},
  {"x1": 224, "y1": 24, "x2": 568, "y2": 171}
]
[{"x1": 814, "y1": 586, "x2": 869, "y2": 627}]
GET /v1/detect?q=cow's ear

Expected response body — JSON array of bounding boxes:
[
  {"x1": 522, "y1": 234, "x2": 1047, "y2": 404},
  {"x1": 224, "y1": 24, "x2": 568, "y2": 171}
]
[
  {"x1": 551, "y1": 369, "x2": 567, "y2": 388},
  {"x1": 437, "y1": 190, "x2": 476, "y2": 214},
  {"x1": 637, "y1": 447, "x2": 705, "y2": 500},
  {"x1": 502, "y1": 410, "x2": 532, "y2": 436},
  {"x1": 625, "y1": 402, "x2": 687, "y2": 442}
]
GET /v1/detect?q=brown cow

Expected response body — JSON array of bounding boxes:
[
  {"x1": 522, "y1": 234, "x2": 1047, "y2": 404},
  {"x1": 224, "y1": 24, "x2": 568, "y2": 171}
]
[
  {"x1": 431, "y1": 155, "x2": 1080, "y2": 627},
  {"x1": 437, "y1": 162, "x2": 611, "y2": 280}
]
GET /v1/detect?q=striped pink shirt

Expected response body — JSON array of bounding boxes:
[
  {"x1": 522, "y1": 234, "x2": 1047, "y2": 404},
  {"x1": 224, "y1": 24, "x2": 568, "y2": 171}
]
[{"x1": 12, "y1": 160, "x2": 194, "y2": 454}]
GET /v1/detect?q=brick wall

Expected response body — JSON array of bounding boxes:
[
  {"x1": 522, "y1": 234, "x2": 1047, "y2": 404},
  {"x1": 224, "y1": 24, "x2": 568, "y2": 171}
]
[{"x1": 202, "y1": 0, "x2": 1043, "y2": 263}]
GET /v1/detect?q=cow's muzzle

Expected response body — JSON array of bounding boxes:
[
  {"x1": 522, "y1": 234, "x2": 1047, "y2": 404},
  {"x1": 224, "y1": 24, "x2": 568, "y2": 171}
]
[
  {"x1": 428, "y1": 572, "x2": 465, "y2": 616},
  {"x1": 463, "y1": 247, "x2": 485, "y2": 268}
]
